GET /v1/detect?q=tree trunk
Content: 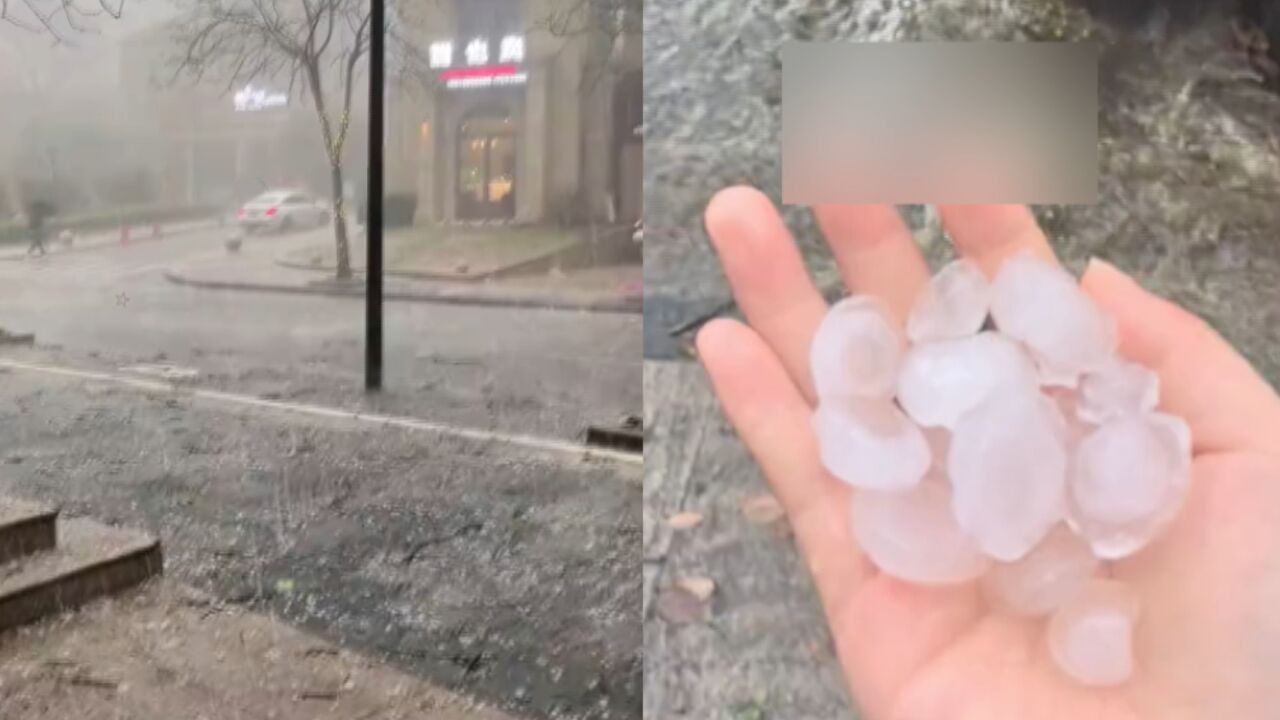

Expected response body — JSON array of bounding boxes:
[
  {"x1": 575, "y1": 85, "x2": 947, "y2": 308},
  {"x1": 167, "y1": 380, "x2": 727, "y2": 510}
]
[
  {"x1": 330, "y1": 161, "x2": 351, "y2": 280},
  {"x1": 303, "y1": 58, "x2": 352, "y2": 282}
]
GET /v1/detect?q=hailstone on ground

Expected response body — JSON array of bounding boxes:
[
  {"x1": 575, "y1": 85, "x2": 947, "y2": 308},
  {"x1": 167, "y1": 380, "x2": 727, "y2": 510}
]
[{"x1": 810, "y1": 253, "x2": 1194, "y2": 687}]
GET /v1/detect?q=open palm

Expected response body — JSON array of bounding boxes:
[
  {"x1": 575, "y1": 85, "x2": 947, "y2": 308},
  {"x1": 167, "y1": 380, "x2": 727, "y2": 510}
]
[{"x1": 696, "y1": 187, "x2": 1280, "y2": 720}]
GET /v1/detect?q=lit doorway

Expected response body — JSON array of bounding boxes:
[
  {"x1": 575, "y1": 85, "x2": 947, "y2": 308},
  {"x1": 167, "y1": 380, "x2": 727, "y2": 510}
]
[{"x1": 456, "y1": 113, "x2": 517, "y2": 221}]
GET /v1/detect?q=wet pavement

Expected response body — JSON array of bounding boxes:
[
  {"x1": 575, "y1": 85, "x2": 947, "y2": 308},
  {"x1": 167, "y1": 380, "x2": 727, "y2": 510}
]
[{"x1": 0, "y1": 227, "x2": 641, "y2": 441}]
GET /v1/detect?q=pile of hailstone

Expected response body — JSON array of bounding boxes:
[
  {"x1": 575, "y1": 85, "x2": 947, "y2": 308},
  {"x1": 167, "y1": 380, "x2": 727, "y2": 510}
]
[{"x1": 811, "y1": 253, "x2": 1192, "y2": 687}]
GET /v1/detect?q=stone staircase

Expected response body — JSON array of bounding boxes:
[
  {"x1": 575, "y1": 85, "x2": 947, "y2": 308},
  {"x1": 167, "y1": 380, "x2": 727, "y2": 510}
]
[{"x1": 0, "y1": 497, "x2": 162, "y2": 633}]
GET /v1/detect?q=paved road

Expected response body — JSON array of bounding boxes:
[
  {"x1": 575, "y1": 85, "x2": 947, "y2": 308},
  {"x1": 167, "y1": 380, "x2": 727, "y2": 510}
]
[{"x1": 0, "y1": 226, "x2": 641, "y2": 441}]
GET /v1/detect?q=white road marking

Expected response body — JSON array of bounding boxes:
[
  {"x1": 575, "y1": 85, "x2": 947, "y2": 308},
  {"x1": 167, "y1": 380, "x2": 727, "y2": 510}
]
[
  {"x1": 0, "y1": 358, "x2": 642, "y2": 467},
  {"x1": 121, "y1": 363, "x2": 202, "y2": 380}
]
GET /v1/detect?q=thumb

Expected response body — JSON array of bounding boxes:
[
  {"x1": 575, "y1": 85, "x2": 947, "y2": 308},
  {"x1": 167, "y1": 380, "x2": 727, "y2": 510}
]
[{"x1": 1080, "y1": 258, "x2": 1280, "y2": 456}]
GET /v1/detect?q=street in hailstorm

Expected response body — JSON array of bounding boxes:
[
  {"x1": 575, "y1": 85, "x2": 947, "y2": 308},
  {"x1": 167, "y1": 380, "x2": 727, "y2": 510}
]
[
  {"x1": 0, "y1": 225, "x2": 641, "y2": 441},
  {"x1": 0, "y1": 224, "x2": 642, "y2": 720}
]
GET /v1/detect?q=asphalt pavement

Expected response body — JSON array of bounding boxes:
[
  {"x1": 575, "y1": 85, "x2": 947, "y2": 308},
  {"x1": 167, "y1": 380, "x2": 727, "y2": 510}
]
[{"x1": 0, "y1": 225, "x2": 641, "y2": 441}]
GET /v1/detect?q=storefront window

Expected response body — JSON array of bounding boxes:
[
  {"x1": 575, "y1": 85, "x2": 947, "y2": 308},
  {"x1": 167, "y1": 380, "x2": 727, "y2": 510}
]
[{"x1": 457, "y1": 114, "x2": 516, "y2": 220}]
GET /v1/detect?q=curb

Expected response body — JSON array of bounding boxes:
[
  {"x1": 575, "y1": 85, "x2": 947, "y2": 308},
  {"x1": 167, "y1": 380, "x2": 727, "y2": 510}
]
[
  {"x1": 273, "y1": 225, "x2": 633, "y2": 282},
  {"x1": 162, "y1": 271, "x2": 643, "y2": 315},
  {"x1": 273, "y1": 244, "x2": 576, "y2": 283},
  {"x1": 0, "y1": 219, "x2": 222, "y2": 262}
]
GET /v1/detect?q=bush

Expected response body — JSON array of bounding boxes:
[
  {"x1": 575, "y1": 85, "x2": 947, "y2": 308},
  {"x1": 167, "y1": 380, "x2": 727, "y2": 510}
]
[{"x1": 0, "y1": 204, "x2": 219, "y2": 246}]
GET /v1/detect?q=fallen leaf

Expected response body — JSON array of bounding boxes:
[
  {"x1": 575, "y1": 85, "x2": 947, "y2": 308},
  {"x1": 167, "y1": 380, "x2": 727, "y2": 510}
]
[
  {"x1": 675, "y1": 575, "x2": 716, "y2": 602},
  {"x1": 741, "y1": 494, "x2": 785, "y2": 525},
  {"x1": 655, "y1": 586, "x2": 710, "y2": 625},
  {"x1": 666, "y1": 511, "x2": 704, "y2": 530}
]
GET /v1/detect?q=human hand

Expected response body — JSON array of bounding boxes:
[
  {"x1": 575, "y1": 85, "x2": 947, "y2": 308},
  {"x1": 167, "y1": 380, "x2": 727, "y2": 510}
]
[{"x1": 695, "y1": 186, "x2": 1280, "y2": 720}]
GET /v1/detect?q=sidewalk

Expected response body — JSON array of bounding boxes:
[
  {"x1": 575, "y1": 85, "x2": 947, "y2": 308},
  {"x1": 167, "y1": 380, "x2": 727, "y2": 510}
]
[
  {"x1": 0, "y1": 218, "x2": 221, "y2": 261},
  {"x1": 164, "y1": 235, "x2": 642, "y2": 314}
]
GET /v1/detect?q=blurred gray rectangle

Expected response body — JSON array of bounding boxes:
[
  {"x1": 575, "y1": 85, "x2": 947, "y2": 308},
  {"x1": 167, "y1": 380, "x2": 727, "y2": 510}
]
[{"x1": 782, "y1": 42, "x2": 1097, "y2": 205}]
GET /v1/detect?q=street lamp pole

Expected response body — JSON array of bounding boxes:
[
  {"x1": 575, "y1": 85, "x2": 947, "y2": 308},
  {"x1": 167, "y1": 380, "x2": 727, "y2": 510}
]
[{"x1": 365, "y1": 0, "x2": 385, "y2": 391}]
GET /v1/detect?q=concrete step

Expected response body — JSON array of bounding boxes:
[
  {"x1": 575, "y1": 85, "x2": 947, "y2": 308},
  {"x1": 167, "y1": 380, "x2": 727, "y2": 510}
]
[
  {"x1": 0, "y1": 517, "x2": 162, "y2": 633},
  {"x1": 0, "y1": 498, "x2": 58, "y2": 565}
]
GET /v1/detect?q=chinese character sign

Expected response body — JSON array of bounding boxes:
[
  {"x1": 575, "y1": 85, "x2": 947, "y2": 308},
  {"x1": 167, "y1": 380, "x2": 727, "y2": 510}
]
[
  {"x1": 499, "y1": 35, "x2": 524, "y2": 63},
  {"x1": 429, "y1": 41, "x2": 453, "y2": 68},
  {"x1": 465, "y1": 38, "x2": 489, "y2": 66}
]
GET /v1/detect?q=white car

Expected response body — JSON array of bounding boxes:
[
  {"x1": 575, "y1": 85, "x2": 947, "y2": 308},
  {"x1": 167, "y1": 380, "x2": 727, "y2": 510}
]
[{"x1": 237, "y1": 190, "x2": 330, "y2": 234}]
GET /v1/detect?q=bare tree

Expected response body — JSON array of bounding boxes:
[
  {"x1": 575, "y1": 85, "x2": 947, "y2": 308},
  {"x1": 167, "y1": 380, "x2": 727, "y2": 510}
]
[
  {"x1": 540, "y1": 0, "x2": 640, "y2": 36},
  {"x1": 537, "y1": 0, "x2": 640, "y2": 90},
  {"x1": 0, "y1": 0, "x2": 125, "y2": 40},
  {"x1": 172, "y1": 0, "x2": 392, "y2": 280}
]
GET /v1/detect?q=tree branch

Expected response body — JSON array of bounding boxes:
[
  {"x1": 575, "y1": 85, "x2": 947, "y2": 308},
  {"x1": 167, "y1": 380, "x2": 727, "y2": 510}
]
[{"x1": 1, "y1": 0, "x2": 127, "y2": 41}]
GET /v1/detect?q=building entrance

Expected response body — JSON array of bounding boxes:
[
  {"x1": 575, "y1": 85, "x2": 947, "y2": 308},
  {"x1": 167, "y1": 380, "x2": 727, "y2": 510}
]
[{"x1": 456, "y1": 113, "x2": 516, "y2": 221}]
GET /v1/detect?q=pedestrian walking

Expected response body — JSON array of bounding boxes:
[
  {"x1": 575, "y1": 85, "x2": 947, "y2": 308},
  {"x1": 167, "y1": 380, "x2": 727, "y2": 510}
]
[{"x1": 25, "y1": 199, "x2": 54, "y2": 257}]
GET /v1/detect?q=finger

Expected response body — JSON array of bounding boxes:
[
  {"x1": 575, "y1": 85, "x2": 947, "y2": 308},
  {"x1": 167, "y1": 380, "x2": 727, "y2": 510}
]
[
  {"x1": 705, "y1": 186, "x2": 828, "y2": 403},
  {"x1": 938, "y1": 204, "x2": 1058, "y2": 277},
  {"x1": 699, "y1": 317, "x2": 984, "y2": 720},
  {"x1": 812, "y1": 204, "x2": 932, "y2": 326},
  {"x1": 696, "y1": 318, "x2": 872, "y2": 588},
  {"x1": 1081, "y1": 258, "x2": 1280, "y2": 456}
]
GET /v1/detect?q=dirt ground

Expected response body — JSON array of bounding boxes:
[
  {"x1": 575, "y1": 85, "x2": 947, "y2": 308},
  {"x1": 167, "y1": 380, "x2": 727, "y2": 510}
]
[{"x1": 0, "y1": 579, "x2": 517, "y2": 720}]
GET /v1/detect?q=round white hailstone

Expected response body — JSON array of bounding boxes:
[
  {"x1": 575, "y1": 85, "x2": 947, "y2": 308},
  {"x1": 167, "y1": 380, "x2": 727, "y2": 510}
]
[
  {"x1": 990, "y1": 254, "x2": 1117, "y2": 381},
  {"x1": 1048, "y1": 579, "x2": 1141, "y2": 687},
  {"x1": 907, "y1": 258, "x2": 991, "y2": 343},
  {"x1": 1078, "y1": 358, "x2": 1160, "y2": 424},
  {"x1": 1072, "y1": 414, "x2": 1189, "y2": 524},
  {"x1": 983, "y1": 525, "x2": 1100, "y2": 616},
  {"x1": 852, "y1": 478, "x2": 991, "y2": 585},
  {"x1": 896, "y1": 331, "x2": 1040, "y2": 429},
  {"x1": 1067, "y1": 413, "x2": 1192, "y2": 559},
  {"x1": 810, "y1": 295, "x2": 904, "y2": 401},
  {"x1": 949, "y1": 391, "x2": 1069, "y2": 561},
  {"x1": 813, "y1": 398, "x2": 931, "y2": 491}
]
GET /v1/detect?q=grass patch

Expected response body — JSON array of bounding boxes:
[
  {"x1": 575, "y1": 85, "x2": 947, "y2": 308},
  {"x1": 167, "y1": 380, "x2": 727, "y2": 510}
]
[{"x1": 384, "y1": 225, "x2": 580, "y2": 275}]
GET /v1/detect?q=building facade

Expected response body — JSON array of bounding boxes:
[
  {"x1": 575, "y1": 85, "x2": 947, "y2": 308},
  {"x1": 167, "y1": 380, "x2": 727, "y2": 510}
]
[
  {"x1": 386, "y1": 0, "x2": 642, "y2": 225},
  {"x1": 114, "y1": 0, "x2": 641, "y2": 224}
]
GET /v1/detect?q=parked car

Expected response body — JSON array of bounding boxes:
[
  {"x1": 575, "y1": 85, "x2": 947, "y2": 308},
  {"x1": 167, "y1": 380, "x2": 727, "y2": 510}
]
[{"x1": 236, "y1": 190, "x2": 329, "y2": 234}]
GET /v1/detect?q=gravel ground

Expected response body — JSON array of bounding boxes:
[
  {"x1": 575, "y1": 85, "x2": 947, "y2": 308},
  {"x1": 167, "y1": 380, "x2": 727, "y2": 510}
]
[
  {"x1": 0, "y1": 361, "x2": 641, "y2": 720},
  {"x1": 644, "y1": 0, "x2": 1280, "y2": 382}
]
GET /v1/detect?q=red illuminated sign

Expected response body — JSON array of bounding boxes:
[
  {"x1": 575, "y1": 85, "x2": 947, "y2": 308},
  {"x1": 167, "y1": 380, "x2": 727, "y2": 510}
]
[{"x1": 439, "y1": 64, "x2": 520, "y2": 83}]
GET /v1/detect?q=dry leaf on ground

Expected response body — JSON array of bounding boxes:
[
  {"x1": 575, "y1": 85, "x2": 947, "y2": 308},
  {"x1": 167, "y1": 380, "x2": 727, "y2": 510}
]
[
  {"x1": 740, "y1": 494, "x2": 785, "y2": 525},
  {"x1": 666, "y1": 511, "x2": 704, "y2": 530},
  {"x1": 675, "y1": 576, "x2": 716, "y2": 602}
]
